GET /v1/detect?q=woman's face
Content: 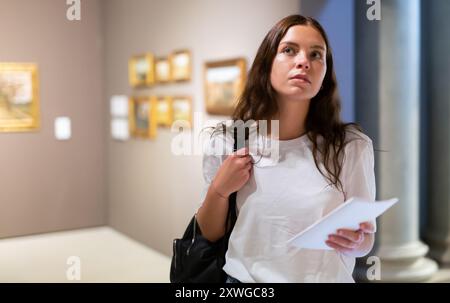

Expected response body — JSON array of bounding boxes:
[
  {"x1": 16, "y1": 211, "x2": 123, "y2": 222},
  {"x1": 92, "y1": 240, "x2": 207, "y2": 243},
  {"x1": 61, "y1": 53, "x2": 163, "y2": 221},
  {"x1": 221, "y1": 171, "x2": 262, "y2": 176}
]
[{"x1": 270, "y1": 25, "x2": 327, "y2": 103}]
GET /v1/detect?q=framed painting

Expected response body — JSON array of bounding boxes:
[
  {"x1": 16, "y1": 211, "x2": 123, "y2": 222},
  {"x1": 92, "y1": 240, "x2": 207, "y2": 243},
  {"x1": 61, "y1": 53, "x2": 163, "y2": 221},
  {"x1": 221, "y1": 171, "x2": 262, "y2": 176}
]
[
  {"x1": 204, "y1": 58, "x2": 246, "y2": 116},
  {"x1": 129, "y1": 53, "x2": 155, "y2": 87},
  {"x1": 155, "y1": 57, "x2": 171, "y2": 83},
  {"x1": 0, "y1": 63, "x2": 40, "y2": 132},
  {"x1": 172, "y1": 96, "x2": 192, "y2": 127},
  {"x1": 156, "y1": 96, "x2": 173, "y2": 127},
  {"x1": 169, "y1": 50, "x2": 191, "y2": 82},
  {"x1": 129, "y1": 96, "x2": 157, "y2": 139}
]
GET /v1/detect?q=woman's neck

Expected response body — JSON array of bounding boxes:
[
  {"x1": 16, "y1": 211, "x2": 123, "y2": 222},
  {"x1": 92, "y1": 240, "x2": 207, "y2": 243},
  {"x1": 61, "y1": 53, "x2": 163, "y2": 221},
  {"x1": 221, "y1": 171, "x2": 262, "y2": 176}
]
[{"x1": 270, "y1": 97, "x2": 311, "y2": 140}]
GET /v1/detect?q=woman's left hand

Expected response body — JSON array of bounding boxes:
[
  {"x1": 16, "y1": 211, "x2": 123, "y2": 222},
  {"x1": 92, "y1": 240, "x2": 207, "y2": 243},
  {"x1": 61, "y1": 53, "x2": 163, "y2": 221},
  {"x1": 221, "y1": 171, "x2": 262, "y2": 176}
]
[{"x1": 326, "y1": 222, "x2": 375, "y2": 255}]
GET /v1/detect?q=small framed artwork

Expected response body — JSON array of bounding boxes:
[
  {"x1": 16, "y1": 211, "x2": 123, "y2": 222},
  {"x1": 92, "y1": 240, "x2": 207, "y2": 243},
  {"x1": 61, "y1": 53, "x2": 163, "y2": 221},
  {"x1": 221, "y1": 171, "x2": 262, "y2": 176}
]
[
  {"x1": 155, "y1": 57, "x2": 171, "y2": 83},
  {"x1": 156, "y1": 96, "x2": 173, "y2": 127},
  {"x1": 204, "y1": 58, "x2": 246, "y2": 116},
  {"x1": 0, "y1": 62, "x2": 40, "y2": 132},
  {"x1": 129, "y1": 96, "x2": 157, "y2": 139},
  {"x1": 129, "y1": 53, "x2": 155, "y2": 87},
  {"x1": 172, "y1": 96, "x2": 192, "y2": 127},
  {"x1": 169, "y1": 49, "x2": 191, "y2": 82}
]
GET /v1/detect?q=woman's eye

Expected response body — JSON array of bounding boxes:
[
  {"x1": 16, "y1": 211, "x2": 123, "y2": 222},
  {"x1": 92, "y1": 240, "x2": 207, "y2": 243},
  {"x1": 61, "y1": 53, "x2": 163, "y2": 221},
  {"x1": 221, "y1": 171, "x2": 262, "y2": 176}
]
[
  {"x1": 311, "y1": 51, "x2": 323, "y2": 59},
  {"x1": 282, "y1": 47, "x2": 295, "y2": 55}
]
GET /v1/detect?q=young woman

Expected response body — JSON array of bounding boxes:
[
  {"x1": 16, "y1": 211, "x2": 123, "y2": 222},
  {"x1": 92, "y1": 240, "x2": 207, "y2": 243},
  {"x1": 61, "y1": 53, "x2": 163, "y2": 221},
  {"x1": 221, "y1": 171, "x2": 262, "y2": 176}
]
[{"x1": 196, "y1": 15, "x2": 376, "y2": 283}]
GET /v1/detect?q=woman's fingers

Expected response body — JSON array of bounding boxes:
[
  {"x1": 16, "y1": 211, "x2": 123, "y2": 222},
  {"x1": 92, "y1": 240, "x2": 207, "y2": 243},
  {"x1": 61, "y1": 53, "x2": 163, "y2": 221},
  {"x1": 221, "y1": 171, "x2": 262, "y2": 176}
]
[
  {"x1": 336, "y1": 229, "x2": 364, "y2": 244},
  {"x1": 359, "y1": 222, "x2": 375, "y2": 234},
  {"x1": 328, "y1": 234, "x2": 356, "y2": 249},
  {"x1": 327, "y1": 234, "x2": 362, "y2": 249},
  {"x1": 235, "y1": 147, "x2": 249, "y2": 156},
  {"x1": 325, "y1": 225, "x2": 375, "y2": 253},
  {"x1": 325, "y1": 239, "x2": 353, "y2": 254},
  {"x1": 235, "y1": 156, "x2": 252, "y2": 168},
  {"x1": 233, "y1": 148, "x2": 252, "y2": 162}
]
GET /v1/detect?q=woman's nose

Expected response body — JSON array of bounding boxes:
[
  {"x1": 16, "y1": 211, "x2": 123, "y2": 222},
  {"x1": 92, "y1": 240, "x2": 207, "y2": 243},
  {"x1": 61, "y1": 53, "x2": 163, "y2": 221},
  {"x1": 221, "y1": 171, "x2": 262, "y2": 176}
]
[{"x1": 295, "y1": 52, "x2": 310, "y2": 70}]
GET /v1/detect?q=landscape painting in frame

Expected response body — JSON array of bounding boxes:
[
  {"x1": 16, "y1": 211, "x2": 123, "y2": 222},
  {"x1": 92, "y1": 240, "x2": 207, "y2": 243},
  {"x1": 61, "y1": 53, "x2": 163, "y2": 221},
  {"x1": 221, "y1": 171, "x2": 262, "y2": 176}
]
[
  {"x1": 156, "y1": 96, "x2": 173, "y2": 127},
  {"x1": 172, "y1": 96, "x2": 192, "y2": 127},
  {"x1": 129, "y1": 96, "x2": 157, "y2": 139},
  {"x1": 129, "y1": 53, "x2": 155, "y2": 87},
  {"x1": 0, "y1": 63, "x2": 40, "y2": 132},
  {"x1": 155, "y1": 57, "x2": 171, "y2": 83},
  {"x1": 170, "y1": 50, "x2": 191, "y2": 82},
  {"x1": 204, "y1": 58, "x2": 246, "y2": 116}
]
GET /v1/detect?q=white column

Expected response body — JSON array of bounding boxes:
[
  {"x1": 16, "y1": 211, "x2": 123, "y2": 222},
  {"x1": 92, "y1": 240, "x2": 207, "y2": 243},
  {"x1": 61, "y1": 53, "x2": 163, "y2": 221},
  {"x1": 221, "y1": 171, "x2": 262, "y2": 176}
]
[
  {"x1": 425, "y1": 0, "x2": 450, "y2": 265},
  {"x1": 375, "y1": 0, "x2": 437, "y2": 282}
]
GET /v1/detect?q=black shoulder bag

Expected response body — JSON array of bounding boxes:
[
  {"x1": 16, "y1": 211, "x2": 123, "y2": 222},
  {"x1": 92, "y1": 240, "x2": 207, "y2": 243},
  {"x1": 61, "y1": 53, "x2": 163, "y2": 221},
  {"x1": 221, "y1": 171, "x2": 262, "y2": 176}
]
[{"x1": 170, "y1": 128, "x2": 239, "y2": 283}]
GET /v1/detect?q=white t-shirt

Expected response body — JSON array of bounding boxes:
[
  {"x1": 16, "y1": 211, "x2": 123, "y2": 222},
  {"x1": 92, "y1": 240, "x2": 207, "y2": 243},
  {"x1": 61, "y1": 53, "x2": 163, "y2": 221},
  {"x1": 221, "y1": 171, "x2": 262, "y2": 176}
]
[{"x1": 198, "y1": 129, "x2": 376, "y2": 283}]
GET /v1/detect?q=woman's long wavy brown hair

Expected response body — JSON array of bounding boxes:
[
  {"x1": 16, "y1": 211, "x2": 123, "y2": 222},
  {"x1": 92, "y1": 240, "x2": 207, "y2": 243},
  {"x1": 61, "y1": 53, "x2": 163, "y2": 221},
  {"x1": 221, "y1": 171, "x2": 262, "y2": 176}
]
[{"x1": 229, "y1": 14, "x2": 364, "y2": 192}]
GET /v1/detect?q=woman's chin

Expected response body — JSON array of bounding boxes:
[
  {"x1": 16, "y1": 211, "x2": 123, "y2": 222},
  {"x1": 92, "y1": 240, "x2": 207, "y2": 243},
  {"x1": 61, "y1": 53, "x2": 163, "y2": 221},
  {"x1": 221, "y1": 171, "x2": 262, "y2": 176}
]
[{"x1": 285, "y1": 90, "x2": 314, "y2": 100}]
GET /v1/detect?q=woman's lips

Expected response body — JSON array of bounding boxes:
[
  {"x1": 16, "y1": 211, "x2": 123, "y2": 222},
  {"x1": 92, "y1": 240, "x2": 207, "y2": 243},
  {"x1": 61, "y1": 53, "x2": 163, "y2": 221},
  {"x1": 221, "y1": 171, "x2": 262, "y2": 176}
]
[{"x1": 290, "y1": 74, "x2": 311, "y2": 84}]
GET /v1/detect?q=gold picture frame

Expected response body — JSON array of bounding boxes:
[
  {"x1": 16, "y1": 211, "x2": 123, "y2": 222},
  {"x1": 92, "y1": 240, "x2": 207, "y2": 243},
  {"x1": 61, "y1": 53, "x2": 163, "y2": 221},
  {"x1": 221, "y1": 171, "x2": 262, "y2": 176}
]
[
  {"x1": 169, "y1": 50, "x2": 191, "y2": 82},
  {"x1": 156, "y1": 96, "x2": 173, "y2": 127},
  {"x1": 155, "y1": 57, "x2": 171, "y2": 83},
  {"x1": 129, "y1": 53, "x2": 155, "y2": 87},
  {"x1": 129, "y1": 96, "x2": 157, "y2": 139},
  {"x1": 204, "y1": 58, "x2": 246, "y2": 116},
  {"x1": 0, "y1": 62, "x2": 40, "y2": 132},
  {"x1": 172, "y1": 96, "x2": 192, "y2": 127}
]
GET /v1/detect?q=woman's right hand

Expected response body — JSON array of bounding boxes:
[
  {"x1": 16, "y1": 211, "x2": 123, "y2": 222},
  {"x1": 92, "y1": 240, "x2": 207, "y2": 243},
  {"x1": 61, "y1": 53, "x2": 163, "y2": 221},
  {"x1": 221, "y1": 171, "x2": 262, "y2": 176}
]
[{"x1": 211, "y1": 147, "x2": 253, "y2": 198}]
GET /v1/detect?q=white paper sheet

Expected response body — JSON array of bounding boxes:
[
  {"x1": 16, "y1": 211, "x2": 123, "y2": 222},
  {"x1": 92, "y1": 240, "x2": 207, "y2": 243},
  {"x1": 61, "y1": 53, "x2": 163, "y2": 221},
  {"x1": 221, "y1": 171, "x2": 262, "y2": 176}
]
[{"x1": 287, "y1": 197, "x2": 398, "y2": 250}]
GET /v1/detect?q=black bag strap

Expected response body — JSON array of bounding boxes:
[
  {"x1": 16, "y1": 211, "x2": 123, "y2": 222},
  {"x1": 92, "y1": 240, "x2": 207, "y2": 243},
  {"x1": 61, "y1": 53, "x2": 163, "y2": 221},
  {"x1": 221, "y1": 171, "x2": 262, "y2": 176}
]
[
  {"x1": 228, "y1": 132, "x2": 238, "y2": 225},
  {"x1": 224, "y1": 125, "x2": 240, "y2": 233}
]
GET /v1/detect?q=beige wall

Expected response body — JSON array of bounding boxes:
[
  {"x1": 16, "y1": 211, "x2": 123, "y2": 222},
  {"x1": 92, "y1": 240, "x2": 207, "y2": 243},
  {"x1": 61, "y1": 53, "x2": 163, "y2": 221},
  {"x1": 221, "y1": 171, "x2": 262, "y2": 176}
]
[
  {"x1": 0, "y1": 0, "x2": 300, "y2": 253},
  {"x1": 0, "y1": 0, "x2": 106, "y2": 237},
  {"x1": 104, "y1": 0, "x2": 301, "y2": 256}
]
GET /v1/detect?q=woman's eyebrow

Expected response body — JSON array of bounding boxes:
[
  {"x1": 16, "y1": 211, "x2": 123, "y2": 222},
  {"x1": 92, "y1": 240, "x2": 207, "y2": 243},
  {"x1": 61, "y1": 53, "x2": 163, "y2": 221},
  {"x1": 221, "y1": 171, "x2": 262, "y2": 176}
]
[
  {"x1": 279, "y1": 41, "x2": 299, "y2": 48},
  {"x1": 311, "y1": 45, "x2": 326, "y2": 51},
  {"x1": 279, "y1": 41, "x2": 326, "y2": 51}
]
